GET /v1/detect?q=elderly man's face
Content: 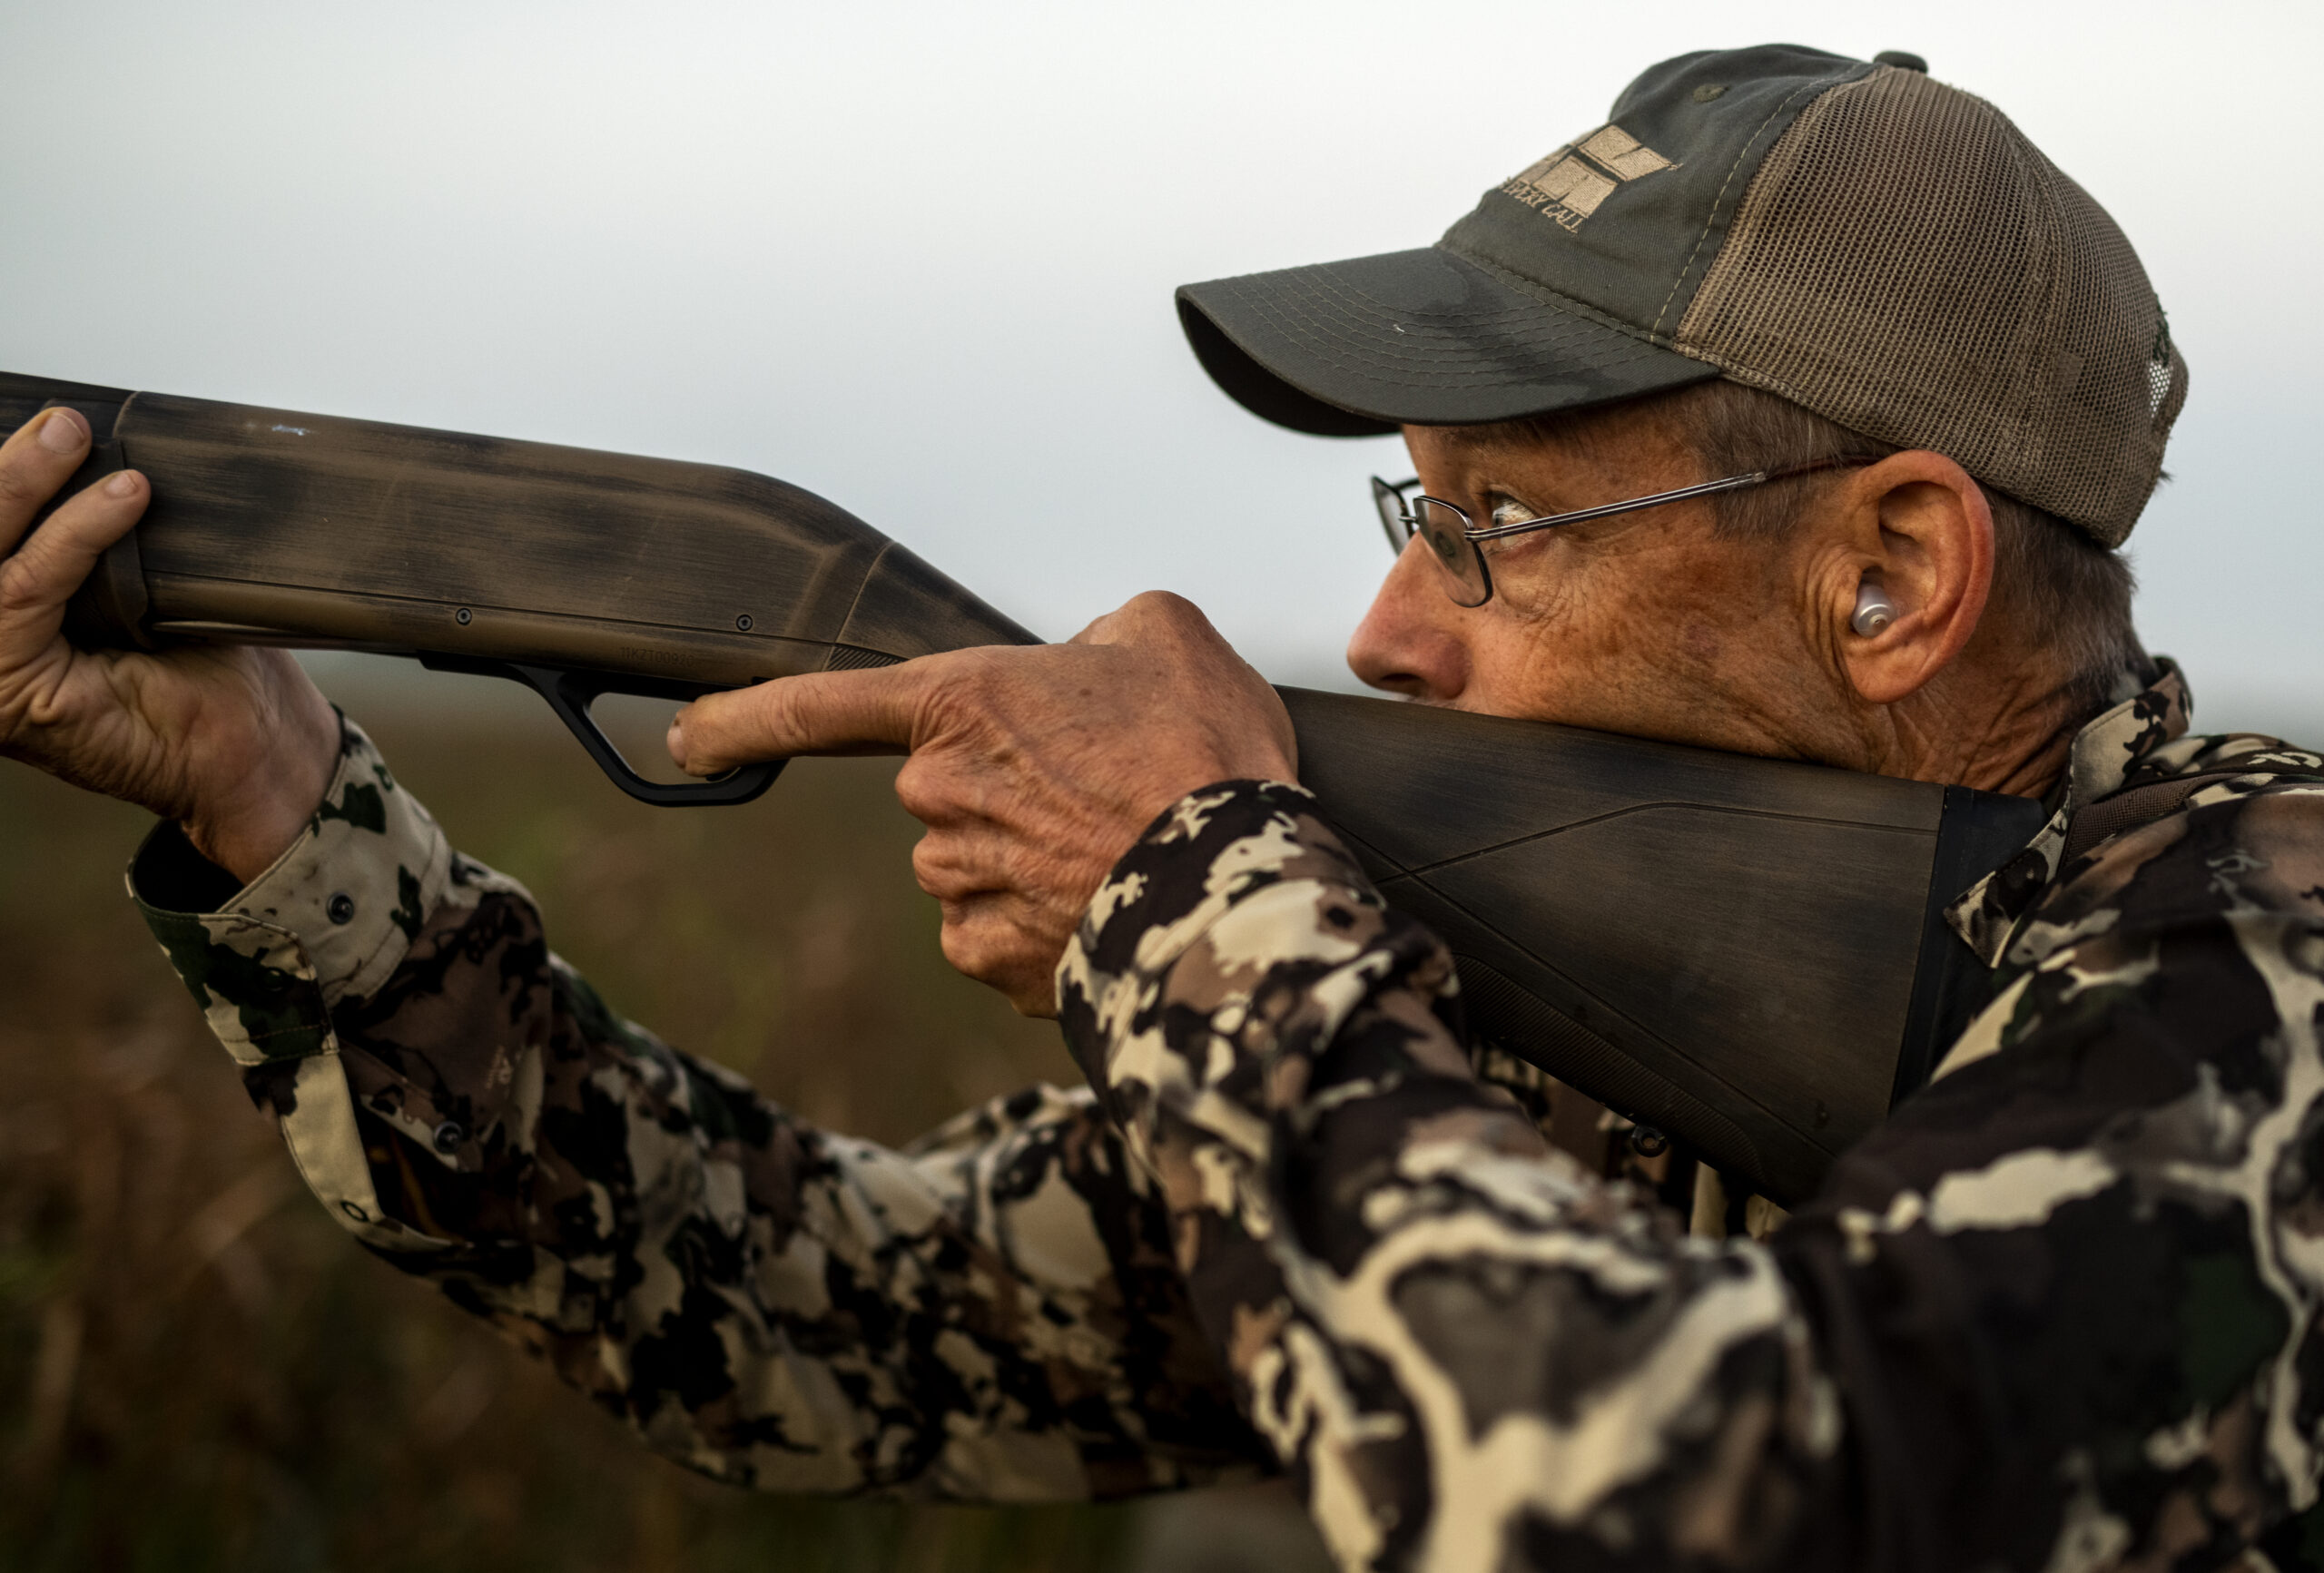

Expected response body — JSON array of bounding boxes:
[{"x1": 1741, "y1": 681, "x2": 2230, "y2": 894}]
[{"x1": 1348, "y1": 409, "x2": 1863, "y2": 764}]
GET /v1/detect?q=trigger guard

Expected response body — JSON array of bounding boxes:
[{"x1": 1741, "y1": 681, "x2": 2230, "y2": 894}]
[{"x1": 424, "y1": 656, "x2": 784, "y2": 807}]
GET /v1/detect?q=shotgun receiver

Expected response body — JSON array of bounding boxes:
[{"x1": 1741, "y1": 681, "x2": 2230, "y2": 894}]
[{"x1": 4, "y1": 370, "x2": 2044, "y2": 1204}]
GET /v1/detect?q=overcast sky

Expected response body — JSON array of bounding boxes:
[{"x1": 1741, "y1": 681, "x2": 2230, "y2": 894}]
[{"x1": 2, "y1": 0, "x2": 2315, "y2": 730}]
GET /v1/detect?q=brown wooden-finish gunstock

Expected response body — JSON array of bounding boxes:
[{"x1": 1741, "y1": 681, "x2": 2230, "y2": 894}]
[{"x1": 0, "y1": 370, "x2": 2044, "y2": 1202}]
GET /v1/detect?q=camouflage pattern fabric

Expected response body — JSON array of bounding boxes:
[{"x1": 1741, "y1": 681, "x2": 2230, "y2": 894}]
[
  {"x1": 129, "y1": 718, "x2": 1266, "y2": 1500},
  {"x1": 1053, "y1": 659, "x2": 2324, "y2": 1571},
  {"x1": 133, "y1": 664, "x2": 2324, "y2": 1569}
]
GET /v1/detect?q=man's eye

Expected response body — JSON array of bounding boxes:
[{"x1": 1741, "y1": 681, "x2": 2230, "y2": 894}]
[{"x1": 1486, "y1": 491, "x2": 1536, "y2": 528}]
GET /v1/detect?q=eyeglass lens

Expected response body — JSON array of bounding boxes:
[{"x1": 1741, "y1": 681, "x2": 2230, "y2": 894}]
[
  {"x1": 1368, "y1": 478, "x2": 1492, "y2": 606},
  {"x1": 1411, "y1": 497, "x2": 1492, "y2": 606}
]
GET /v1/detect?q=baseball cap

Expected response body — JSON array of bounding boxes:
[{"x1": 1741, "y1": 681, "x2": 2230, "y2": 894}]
[{"x1": 1176, "y1": 44, "x2": 2186, "y2": 546}]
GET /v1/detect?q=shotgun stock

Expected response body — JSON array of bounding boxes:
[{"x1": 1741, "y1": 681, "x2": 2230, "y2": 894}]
[{"x1": 3, "y1": 370, "x2": 2043, "y2": 1203}]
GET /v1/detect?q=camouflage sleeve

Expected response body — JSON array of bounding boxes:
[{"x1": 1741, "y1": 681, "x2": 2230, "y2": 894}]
[
  {"x1": 127, "y1": 717, "x2": 1264, "y2": 1501},
  {"x1": 1056, "y1": 779, "x2": 2324, "y2": 1570}
]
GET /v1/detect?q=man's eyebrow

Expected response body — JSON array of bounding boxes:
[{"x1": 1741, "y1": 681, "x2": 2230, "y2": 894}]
[{"x1": 1433, "y1": 422, "x2": 1544, "y2": 457}]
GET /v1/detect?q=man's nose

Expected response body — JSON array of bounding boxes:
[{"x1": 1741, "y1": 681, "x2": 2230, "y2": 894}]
[{"x1": 1346, "y1": 537, "x2": 1472, "y2": 703}]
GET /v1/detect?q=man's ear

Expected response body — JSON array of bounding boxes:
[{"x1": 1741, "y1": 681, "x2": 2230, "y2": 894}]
[{"x1": 1828, "y1": 451, "x2": 1994, "y2": 707}]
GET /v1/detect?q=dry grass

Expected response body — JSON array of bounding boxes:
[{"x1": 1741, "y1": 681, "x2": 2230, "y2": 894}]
[{"x1": 0, "y1": 682, "x2": 1322, "y2": 1572}]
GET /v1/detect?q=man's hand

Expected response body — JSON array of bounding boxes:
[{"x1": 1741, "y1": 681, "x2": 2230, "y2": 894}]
[
  {"x1": 0, "y1": 408, "x2": 340, "y2": 884},
  {"x1": 669, "y1": 592, "x2": 1295, "y2": 1015}
]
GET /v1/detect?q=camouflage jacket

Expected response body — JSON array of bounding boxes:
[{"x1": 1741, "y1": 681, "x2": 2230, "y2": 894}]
[{"x1": 131, "y1": 662, "x2": 2324, "y2": 1570}]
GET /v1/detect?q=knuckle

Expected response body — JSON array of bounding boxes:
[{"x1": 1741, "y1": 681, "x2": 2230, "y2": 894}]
[
  {"x1": 911, "y1": 835, "x2": 970, "y2": 900},
  {"x1": 0, "y1": 464, "x2": 48, "y2": 511},
  {"x1": 939, "y1": 920, "x2": 1008, "y2": 986},
  {"x1": 936, "y1": 927, "x2": 978, "y2": 978},
  {"x1": 0, "y1": 548, "x2": 52, "y2": 615},
  {"x1": 708, "y1": 686, "x2": 767, "y2": 744},
  {"x1": 672, "y1": 712, "x2": 724, "y2": 769},
  {"x1": 1128, "y1": 589, "x2": 1196, "y2": 623},
  {"x1": 893, "y1": 763, "x2": 932, "y2": 819},
  {"x1": 704, "y1": 683, "x2": 793, "y2": 759},
  {"x1": 893, "y1": 756, "x2": 957, "y2": 821},
  {"x1": 912, "y1": 682, "x2": 981, "y2": 749},
  {"x1": 763, "y1": 678, "x2": 813, "y2": 733},
  {"x1": 910, "y1": 833, "x2": 943, "y2": 879}
]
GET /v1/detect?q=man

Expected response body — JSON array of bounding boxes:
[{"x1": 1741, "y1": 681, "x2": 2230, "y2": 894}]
[{"x1": 4, "y1": 41, "x2": 2320, "y2": 1572}]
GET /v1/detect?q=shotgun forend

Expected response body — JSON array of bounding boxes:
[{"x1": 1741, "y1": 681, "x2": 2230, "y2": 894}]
[
  {"x1": 5, "y1": 369, "x2": 1038, "y2": 803},
  {"x1": 1, "y1": 370, "x2": 2045, "y2": 1204}
]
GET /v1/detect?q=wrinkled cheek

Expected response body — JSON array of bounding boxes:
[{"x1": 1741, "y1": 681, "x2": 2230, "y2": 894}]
[
  {"x1": 1482, "y1": 560, "x2": 1575, "y2": 631},
  {"x1": 1681, "y1": 620, "x2": 1724, "y2": 669},
  {"x1": 1494, "y1": 611, "x2": 1626, "y2": 720}
]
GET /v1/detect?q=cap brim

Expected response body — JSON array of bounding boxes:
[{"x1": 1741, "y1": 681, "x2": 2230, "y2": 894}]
[{"x1": 1177, "y1": 247, "x2": 1718, "y2": 437}]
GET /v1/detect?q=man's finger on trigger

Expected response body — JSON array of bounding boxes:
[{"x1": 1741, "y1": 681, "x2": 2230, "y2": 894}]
[
  {"x1": 671, "y1": 661, "x2": 928, "y2": 772},
  {"x1": 0, "y1": 470, "x2": 147, "y2": 660},
  {"x1": 0, "y1": 408, "x2": 94, "y2": 555}
]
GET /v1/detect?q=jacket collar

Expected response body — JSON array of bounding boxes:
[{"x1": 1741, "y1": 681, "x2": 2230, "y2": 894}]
[{"x1": 1944, "y1": 658, "x2": 2190, "y2": 966}]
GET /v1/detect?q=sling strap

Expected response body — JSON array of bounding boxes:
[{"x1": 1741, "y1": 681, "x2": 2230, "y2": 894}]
[{"x1": 2062, "y1": 767, "x2": 2324, "y2": 866}]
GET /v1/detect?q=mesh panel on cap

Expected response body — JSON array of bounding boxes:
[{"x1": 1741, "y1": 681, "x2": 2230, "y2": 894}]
[{"x1": 1675, "y1": 65, "x2": 2186, "y2": 546}]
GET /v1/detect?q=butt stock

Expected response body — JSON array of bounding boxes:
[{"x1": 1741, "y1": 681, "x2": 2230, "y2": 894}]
[
  {"x1": 1281, "y1": 691, "x2": 2041, "y2": 1202},
  {"x1": 3, "y1": 371, "x2": 2043, "y2": 1202}
]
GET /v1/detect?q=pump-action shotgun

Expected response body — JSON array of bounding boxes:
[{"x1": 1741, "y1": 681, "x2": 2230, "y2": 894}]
[{"x1": 3, "y1": 371, "x2": 2046, "y2": 1204}]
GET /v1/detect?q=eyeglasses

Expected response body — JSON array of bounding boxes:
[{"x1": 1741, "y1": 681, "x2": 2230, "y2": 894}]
[{"x1": 1371, "y1": 457, "x2": 1877, "y2": 607}]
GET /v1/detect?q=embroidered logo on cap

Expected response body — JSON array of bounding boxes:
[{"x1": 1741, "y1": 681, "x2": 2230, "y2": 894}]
[{"x1": 1501, "y1": 125, "x2": 1675, "y2": 231}]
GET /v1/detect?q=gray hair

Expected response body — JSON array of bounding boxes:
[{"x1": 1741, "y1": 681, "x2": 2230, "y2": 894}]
[{"x1": 1660, "y1": 379, "x2": 2150, "y2": 725}]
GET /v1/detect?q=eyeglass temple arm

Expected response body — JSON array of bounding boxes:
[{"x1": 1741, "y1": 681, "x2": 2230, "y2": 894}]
[{"x1": 1462, "y1": 457, "x2": 1872, "y2": 543}]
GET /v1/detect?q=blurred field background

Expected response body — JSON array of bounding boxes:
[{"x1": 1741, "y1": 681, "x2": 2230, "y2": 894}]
[{"x1": 0, "y1": 664, "x2": 1331, "y2": 1573}]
